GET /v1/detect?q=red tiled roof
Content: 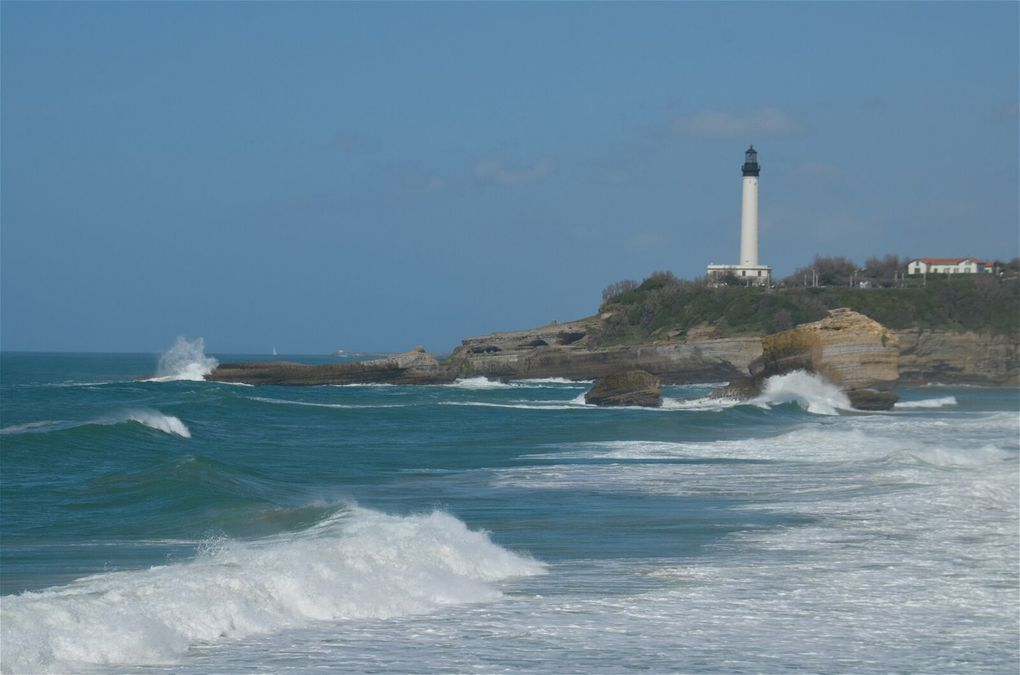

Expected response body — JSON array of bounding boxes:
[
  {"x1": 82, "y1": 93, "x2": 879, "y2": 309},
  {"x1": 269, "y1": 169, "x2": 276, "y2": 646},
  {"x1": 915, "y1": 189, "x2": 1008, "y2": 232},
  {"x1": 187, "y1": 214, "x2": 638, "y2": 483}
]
[{"x1": 915, "y1": 257, "x2": 988, "y2": 265}]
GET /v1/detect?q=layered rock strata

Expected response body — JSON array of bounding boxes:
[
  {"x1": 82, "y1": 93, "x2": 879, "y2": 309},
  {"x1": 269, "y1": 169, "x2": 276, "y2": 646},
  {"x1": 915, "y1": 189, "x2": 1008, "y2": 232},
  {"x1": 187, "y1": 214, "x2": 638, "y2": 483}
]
[
  {"x1": 895, "y1": 329, "x2": 1019, "y2": 386},
  {"x1": 449, "y1": 319, "x2": 762, "y2": 384},
  {"x1": 717, "y1": 308, "x2": 901, "y2": 410}
]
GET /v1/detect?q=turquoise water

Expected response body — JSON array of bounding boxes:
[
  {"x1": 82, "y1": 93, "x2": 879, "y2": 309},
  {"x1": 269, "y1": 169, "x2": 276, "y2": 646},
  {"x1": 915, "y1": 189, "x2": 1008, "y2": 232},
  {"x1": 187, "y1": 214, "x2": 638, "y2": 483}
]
[{"x1": 1, "y1": 349, "x2": 1018, "y2": 673}]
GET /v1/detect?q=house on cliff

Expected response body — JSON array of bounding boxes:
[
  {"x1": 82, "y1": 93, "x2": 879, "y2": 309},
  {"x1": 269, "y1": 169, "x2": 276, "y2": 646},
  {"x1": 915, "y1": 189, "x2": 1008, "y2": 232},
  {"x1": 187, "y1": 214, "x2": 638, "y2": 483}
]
[{"x1": 906, "y1": 257, "x2": 993, "y2": 275}]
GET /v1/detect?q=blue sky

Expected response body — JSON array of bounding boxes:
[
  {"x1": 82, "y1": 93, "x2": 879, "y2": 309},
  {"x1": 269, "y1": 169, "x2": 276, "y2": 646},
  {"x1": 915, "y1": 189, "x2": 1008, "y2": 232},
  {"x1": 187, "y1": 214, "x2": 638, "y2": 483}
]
[{"x1": 2, "y1": 1, "x2": 1017, "y2": 354}]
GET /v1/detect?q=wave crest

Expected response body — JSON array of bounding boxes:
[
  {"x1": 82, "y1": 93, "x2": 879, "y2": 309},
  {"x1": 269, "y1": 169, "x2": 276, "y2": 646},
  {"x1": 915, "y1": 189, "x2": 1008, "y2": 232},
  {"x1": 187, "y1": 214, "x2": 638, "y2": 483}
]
[
  {"x1": 120, "y1": 410, "x2": 191, "y2": 438},
  {"x1": 0, "y1": 507, "x2": 543, "y2": 674}
]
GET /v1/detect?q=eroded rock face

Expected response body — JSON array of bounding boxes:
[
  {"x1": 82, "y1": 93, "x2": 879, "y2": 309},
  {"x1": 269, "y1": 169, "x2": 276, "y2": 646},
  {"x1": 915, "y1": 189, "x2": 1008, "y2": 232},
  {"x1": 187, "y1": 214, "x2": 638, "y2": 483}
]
[
  {"x1": 896, "y1": 329, "x2": 1020, "y2": 386},
  {"x1": 751, "y1": 308, "x2": 900, "y2": 392},
  {"x1": 585, "y1": 370, "x2": 662, "y2": 407},
  {"x1": 451, "y1": 319, "x2": 761, "y2": 384},
  {"x1": 717, "y1": 308, "x2": 900, "y2": 410}
]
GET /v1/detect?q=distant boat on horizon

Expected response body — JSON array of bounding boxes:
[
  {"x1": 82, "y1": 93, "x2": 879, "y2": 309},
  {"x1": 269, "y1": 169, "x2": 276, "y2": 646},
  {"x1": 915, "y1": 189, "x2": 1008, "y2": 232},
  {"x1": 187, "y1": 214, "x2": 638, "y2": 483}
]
[{"x1": 272, "y1": 346, "x2": 278, "y2": 356}]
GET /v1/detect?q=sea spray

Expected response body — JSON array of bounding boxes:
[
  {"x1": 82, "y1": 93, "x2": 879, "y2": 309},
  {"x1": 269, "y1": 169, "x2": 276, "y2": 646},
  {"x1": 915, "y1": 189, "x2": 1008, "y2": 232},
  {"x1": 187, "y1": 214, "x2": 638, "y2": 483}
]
[
  {"x1": 0, "y1": 507, "x2": 544, "y2": 674},
  {"x1": 753, "y1": 370, "x2": 852, "y2": 415},
  {"x1": 150, "y1": 336, "x2": 218, "y2": 382}
]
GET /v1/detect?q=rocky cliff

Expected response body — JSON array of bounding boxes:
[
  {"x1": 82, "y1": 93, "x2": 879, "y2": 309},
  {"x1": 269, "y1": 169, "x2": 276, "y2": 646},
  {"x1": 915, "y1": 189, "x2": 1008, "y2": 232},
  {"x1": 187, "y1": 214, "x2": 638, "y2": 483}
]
[
  {"x1": 749, "y1": 308, "x2": 900, "y2": 409},
  {"x1": 448, "y1": 318, "x2": 761, "y2": 384},
  {"x1": 711, "y1": 308, "x2": 901, "y2": 410},
  {"x1": 895, "y1": 329, "x2": 1020, "y2": 386}
]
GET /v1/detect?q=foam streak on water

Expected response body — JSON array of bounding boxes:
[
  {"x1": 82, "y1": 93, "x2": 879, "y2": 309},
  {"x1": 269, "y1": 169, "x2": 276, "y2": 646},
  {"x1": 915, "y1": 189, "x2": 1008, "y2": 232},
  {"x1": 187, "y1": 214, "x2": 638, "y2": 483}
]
[{"x1": 0, "y1": 508, "x2": 543, "y2": 674}]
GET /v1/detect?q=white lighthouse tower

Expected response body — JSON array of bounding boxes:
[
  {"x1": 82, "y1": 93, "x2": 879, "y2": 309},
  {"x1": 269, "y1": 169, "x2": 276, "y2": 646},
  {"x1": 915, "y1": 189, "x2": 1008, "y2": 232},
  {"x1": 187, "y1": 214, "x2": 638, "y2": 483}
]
[{"x1": 707, "y1": 146, "x2": 772, "y2": 286}]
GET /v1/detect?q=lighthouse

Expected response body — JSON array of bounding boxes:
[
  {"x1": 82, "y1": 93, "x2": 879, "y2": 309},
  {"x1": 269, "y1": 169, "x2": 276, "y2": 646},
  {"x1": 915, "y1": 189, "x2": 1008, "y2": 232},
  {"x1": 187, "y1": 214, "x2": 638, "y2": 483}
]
[
  {"x1": 706, "y1": 146, "x2": 772, "y2": 286},
  {"x1": 739, "y1": 146, "x2": 760, "y2": 267}
]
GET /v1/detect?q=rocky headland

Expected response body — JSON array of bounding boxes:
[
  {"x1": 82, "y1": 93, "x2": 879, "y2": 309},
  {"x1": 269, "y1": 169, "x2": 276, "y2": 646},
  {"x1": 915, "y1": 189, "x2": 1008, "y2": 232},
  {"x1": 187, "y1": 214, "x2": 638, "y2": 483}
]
[{"x1": 206, "y1": 303, "x2": 1018, "y2": 402}]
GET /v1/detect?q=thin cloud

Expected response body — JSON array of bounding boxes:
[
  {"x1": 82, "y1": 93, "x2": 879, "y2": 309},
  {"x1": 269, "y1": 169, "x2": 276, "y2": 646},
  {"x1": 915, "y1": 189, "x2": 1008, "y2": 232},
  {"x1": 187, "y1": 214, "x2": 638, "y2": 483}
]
[
  {"x1": 475, "y1": 157, "x2": 557, "y2": 186},
  {"x1": 673, "y1": 108, "x2": 805, "y2": 140}
]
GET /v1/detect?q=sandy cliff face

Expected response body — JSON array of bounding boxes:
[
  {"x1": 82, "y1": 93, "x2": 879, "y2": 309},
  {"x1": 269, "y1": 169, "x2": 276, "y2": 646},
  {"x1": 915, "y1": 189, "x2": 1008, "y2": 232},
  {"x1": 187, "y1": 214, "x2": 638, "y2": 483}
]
[
  {"x1": 449, "y1": 319, "x2": 762, "y2": 383},
  {"x1": 896, "y1": 329, "x2": 1020, "y2": 386},
  {"x1": 752, "y1": 308, "x2": 900, "y2": 392},
  {"x1": 737, "y1": 308, "x2": 901, "y2": 410}
]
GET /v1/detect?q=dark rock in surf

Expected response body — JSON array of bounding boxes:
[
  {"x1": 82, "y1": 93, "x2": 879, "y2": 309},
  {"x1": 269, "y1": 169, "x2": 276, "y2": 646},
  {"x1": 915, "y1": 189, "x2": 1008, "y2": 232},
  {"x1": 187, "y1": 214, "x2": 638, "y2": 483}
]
[{"x1": 584, "y1": 370, "x2": 662, "y2": 408}]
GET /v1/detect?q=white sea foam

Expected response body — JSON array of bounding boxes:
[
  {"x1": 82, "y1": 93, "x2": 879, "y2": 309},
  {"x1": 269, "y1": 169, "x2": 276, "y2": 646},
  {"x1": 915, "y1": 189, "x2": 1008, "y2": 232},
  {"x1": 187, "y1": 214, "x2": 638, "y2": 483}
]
[
  {"x1": 0, "y1": 420, "x2": 62, "y2": 435},
  {"x1": 446, "y1": 377, "x2": 515, "y2": 390},
  {"x1": 661, "y1": 395, "x2": 742, "y2": 411},
  {"x1": 147, "y1": 336, "x2": 219, "y2": 382},
  {"x1": 249, "y1": 396, "x2": 407, "y2": 410},
  {"x1": 0, "y1": 507, "x2": 544, "y2": 674},
  {"x1": 894, "y1": 396, "x2": 958, "y2": 409},
  {"x1": 752, "y1": 370, "x2": 853, "y2": 415},
  {"x1": 442, "y1": 401, "x2": 586, "y2": 411},
  {"x1": 513, "y1": 377, "x2": 593, "y2": 386},
  {"x1": 441, "y1": 391, "x2": 592, "y2": 411}
]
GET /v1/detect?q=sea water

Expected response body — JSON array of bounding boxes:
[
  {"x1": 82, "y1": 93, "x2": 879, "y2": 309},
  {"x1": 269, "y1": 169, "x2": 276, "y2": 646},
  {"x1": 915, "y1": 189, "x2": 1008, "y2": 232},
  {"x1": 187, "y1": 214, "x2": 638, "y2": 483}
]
[{"x1": 1, "y1": 344, "x2": 1017, "y2": 673}]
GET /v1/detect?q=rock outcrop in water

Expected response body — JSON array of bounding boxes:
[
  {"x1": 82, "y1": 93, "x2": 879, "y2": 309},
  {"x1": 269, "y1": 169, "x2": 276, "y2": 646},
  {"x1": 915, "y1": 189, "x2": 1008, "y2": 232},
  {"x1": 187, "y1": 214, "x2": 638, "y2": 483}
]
[
  {"x1": 209, "y1": 348, "x2": 458, "y2": 386},
  {"x1": 584, "y1": 370, "x2": 662, "y2": 407},
  {"x1": 715, "y1": 308, "x2": 900, "y2": 410}
]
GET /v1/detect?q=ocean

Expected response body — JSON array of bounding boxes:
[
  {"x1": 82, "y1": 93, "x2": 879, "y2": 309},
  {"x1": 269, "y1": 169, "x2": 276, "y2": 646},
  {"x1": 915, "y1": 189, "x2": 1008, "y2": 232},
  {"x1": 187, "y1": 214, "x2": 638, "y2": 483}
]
[{"x1": 1, "y1": 343, "x2": 1017, "y2": 674}]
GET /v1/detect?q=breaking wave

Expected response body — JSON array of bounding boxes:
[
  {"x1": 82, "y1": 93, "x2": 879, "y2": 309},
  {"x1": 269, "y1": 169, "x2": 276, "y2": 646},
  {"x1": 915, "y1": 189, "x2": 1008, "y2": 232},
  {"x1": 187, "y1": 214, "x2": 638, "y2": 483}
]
[
  {"x1": 0, "y1": 410, "x2": 190, "y2": 439},
  {"x1": 147, "y1": 336, "x2": 218, "y2": 382},
  {"x1": 752, "y1": 370, "x2": 853, "y2": 415},
  {"x1": 0, "y1": 507, "x2": 543, "y2": 674},
  {"x1": 117, "y1": 410, "x2": 192, "y2": 438}
]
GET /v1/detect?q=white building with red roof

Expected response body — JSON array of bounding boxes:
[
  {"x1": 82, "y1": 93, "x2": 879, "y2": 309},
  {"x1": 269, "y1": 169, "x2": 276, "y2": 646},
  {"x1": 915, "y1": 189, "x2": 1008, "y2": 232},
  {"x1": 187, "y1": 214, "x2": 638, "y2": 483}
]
[{"x1": 906, "y1": 257, "x2": 993, "y2": 275}]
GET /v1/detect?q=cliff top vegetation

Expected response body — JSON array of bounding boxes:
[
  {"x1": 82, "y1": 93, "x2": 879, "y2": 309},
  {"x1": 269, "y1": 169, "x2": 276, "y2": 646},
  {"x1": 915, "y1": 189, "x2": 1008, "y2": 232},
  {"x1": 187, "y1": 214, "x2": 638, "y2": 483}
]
[{"x1": 594, "y1": 256, "x2": 1020, "y2": 346}]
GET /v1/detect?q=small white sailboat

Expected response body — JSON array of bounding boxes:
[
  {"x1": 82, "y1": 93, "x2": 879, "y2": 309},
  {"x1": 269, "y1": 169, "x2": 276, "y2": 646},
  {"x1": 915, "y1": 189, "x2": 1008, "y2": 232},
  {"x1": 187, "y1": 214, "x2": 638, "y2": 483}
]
[{"x1": 272, "y1": 346, "x2": 278, "y2": 356}]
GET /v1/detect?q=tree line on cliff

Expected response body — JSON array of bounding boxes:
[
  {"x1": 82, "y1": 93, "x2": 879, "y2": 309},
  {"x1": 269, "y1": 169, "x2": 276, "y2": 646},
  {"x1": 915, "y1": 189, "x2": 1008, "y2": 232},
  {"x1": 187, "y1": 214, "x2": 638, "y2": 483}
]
[{"x1": 594, "y1": 256, "x2": 1020, "y2": 346}]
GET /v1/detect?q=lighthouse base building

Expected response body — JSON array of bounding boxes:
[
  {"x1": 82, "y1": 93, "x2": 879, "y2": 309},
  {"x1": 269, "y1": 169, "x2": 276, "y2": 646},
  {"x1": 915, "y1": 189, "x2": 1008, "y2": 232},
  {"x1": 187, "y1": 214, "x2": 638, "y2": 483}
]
[
  {"x1": 706, "y1": 146, "x2": 772, "y2": 287},
  {"x1": 706, "y1": 262, "x2": 772, "y2": 286}
]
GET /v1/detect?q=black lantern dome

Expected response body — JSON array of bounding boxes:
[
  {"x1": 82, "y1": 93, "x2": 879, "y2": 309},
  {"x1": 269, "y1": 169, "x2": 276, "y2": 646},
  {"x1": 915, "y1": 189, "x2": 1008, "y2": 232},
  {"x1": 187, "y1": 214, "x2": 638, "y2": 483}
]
[{"x1": 742, "y1": 145, "x2": 760, "y2": 177}]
